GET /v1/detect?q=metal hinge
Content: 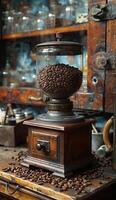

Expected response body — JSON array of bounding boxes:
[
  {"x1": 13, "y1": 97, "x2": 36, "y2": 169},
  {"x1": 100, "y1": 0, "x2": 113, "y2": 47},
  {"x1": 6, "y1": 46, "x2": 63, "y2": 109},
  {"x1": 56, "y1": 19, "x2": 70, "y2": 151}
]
[
  {"x1": 94, "y1": 51, "x2": 116, "y2": 69},
  {"x1": 90, "y1": 3, "x2": 116, "y2": 21}
]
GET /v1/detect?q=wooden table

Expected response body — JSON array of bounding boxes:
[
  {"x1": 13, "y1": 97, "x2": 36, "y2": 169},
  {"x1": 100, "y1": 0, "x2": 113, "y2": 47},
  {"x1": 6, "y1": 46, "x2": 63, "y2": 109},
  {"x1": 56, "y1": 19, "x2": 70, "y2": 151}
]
[{"x1": 0, "y1": 146, "x2": 116, "y2": 200}]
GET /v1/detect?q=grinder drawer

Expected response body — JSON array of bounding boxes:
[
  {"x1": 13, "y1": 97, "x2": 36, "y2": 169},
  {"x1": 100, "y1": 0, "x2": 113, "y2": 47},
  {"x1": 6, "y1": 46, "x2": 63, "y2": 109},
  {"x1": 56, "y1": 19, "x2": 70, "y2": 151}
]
[{"x1": 28, "y1": 128, "x2": 60, "y2": 162}]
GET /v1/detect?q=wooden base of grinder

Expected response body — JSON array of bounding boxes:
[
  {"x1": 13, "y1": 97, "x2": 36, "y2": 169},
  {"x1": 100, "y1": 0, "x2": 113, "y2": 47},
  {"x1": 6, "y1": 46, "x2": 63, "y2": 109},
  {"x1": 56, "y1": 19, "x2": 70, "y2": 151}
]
[{"x1": 22, "y1": 119, "x2": 93, "y2": 177}]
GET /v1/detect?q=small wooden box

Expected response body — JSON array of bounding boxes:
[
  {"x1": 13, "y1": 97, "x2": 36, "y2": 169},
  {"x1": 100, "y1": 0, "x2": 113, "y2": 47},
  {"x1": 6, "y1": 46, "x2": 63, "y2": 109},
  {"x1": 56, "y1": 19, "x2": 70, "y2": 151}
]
[
  {"x1": 23, "y1": 119, "x2": 93, "y2": 177},
  {"x1": 0, "y1": 123, "x2": 28, "y2": 147}
]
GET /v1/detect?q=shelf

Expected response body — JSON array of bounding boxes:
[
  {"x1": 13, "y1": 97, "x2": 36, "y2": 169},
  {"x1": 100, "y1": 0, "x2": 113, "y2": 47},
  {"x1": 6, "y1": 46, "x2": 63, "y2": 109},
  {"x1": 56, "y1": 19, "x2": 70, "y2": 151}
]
[
  {"x1": 0, "y1": 86, "x2": 45, "y2": 107},
  {"x1": 2, "y1": 23, "x2": 88, "y2": 40}
]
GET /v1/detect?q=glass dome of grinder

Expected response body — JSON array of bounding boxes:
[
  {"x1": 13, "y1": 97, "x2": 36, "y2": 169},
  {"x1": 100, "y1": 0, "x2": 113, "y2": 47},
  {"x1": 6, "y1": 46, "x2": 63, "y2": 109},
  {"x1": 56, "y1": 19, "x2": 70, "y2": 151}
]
[
  {"x1": 36, "y1": 34, "x2": 83, "y2": 99},
  {"x1": 35, "y1": 34, "x2": 83, "y2": 122}
]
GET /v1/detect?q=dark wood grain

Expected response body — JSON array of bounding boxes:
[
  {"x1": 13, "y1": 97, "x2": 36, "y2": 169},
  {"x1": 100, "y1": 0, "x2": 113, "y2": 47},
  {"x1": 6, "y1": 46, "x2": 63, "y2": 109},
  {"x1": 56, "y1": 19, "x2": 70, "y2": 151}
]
[
  {"x1": 23, "y1": 119, "x2": 93, "y2": 177},
  {"x1": 105, "y1": 1, "x2": 116, "y2": 112},
  {"x1": 2, "y1": 24, "x2": 88, "y2": 40},
  {"x1": 0, "y1": 87, "x2": 45, "y2": 106},
  {"x1": 80, "y1": 0, "x2": 106, "y2": 111},
  {"x1": 0, "y1": 146, "x2": 116, "y2": 200}
]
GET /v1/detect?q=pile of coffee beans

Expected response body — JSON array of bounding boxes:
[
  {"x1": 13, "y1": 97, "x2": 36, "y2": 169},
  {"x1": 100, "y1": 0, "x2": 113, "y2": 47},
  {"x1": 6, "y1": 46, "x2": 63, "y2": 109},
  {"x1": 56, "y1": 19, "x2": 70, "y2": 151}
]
[
  {"x1": 37, "y1": 64, "x2": 82, "y2": 98},
  {"x1": 2, "y1": 152, "x2": 112, "y2": 195}
]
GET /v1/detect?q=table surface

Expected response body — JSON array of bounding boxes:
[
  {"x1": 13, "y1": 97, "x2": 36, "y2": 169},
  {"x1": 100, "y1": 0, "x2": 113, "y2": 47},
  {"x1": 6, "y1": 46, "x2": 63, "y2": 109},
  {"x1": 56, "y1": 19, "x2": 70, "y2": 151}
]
[{"x1": 0, "y1": 146, "x2": 116, "y2": 200}]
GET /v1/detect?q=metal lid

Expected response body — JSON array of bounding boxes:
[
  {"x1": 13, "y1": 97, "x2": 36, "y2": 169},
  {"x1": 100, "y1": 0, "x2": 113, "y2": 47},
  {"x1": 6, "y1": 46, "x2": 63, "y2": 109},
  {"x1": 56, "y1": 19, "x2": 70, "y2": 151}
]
[
  {"x1": 35, "y1": 41, "x2": 82, "y2": 55},
  {"x1": 36, "y1": 40, "x2": 82, "y2": 47}
]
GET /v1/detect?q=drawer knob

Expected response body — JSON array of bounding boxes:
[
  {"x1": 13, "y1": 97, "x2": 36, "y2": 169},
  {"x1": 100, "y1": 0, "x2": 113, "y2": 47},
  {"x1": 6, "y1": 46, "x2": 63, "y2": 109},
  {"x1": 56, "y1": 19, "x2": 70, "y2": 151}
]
[{"x1": 36, "y1": 140, "x2": 50, "y2": 152}]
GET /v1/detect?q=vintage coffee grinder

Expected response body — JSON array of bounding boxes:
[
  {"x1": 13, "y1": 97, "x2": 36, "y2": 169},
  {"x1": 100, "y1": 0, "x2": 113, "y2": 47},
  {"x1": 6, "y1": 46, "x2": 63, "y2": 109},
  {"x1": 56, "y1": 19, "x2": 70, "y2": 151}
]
[{"x1": 23, "y1": 35, "x2": 93, "y2": 177}]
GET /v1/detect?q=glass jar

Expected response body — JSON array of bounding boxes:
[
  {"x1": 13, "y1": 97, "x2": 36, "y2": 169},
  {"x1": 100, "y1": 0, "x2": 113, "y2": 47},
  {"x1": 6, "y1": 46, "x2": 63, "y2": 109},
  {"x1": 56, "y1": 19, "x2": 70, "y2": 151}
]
[
  {"x1": 36, "y1": 39, "x2": 83, "y2": 66},
  {"x1": 36, "y1": 37, "x2": 83, "y2": 99},
  {"x1": 35, "y1": 36, "x2": 84, "y2": 122},
  {"x1": 2, "y1": 10, "x2": 15, "y2": 34},
  {"x1": 2, "y1": 59, "x2": 11, "y2": 86}
]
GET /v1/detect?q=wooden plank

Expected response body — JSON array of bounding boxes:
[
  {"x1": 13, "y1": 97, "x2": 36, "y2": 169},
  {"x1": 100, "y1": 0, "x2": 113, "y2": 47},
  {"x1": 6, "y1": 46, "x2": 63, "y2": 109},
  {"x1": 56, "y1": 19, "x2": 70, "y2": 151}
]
[
  {"x1": 0, "y1": 87, "x2": 45, "y2": 106},
  {"x1": 105, "y1": 0, "x2": 116, "y2": 112},
  {"x1": 0, "y1": 171, "x2": 73, "y2": 200},
  {"x1": 75, "y1": 0, "x2": 107, "y2": 111},
  {"x1": 87, "y1": 0, "x2": 107, "y2": 111},
  {"x1": 0, "y1": 182, "x2": 40, "y2": 200},
  {"x1": 1, "y1": 170, "x2": 116, "y2": 200},
  {"x1": 2, "y1": 24, "x2": 88, "y2": 40},
  {"x1": 0, "y1": 147, "x2": 116, "y2": 200}
]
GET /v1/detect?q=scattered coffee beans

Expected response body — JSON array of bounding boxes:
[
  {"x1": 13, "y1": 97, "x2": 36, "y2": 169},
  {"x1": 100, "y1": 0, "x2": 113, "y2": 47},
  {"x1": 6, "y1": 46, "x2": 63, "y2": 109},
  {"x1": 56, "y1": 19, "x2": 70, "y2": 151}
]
[{"x1": 2, "y1": 152, "x2": 112, "y2": 194}]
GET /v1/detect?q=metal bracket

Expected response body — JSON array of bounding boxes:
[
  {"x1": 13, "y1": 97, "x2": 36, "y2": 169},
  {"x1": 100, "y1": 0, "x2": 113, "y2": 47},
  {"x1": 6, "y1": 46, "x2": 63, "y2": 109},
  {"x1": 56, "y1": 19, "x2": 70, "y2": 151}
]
[
  {"x1": 90, "y1": 3, "x2": 116, "y2": 21},
  {"x1": 6, "y1": 182, "x2": 20, "y2": 195},
  {"x1": 94, "y1": 51, "x2": 116, "y2": 69}
]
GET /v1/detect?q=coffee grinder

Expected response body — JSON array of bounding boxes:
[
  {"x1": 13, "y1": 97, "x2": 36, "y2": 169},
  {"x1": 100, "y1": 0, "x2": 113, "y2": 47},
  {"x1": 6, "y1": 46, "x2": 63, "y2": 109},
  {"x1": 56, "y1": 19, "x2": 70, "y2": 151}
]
[{"x1": 23, "y1": 35, "x2": 93, "y2": 177}]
